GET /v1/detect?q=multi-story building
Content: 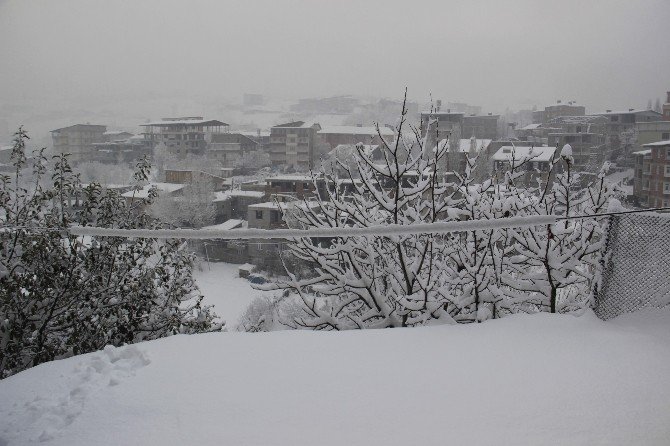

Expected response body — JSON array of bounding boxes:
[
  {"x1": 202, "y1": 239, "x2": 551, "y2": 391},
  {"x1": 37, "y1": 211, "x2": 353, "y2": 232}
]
[
  {"x1": 269, "y1": 121, "x2": 321, "y2": 170},
  {"x1": 632, "y1": 140, "x2": 670, "y2": 208},
  {"x1": 140, "y1": 117, "x2": 228, "y2": 158},
  {"x1": 547, "y1": 131, "x2": 605, "y2": 171},
  {"x1": 420, "y1": 109, "x2": 464, "y2": 142},
  {"x1": 207, "y1": 132, "x2": 261, "y2": 167},
  {"x1": 491, "y1": 145, "x2": 557, "y2": 187},
  {"x1": 592, "y1": 109, "x2": 663, "y2": 134},
  {"x1": 543, "y1": 101, "x2": 585, "y2": 123},
  {"x1": 317, "y1": 125, "x2": 395, "y2": 152},
  {"x1": 51, "y1": 124, "x2": 107, "y2": 164},
  {"x1": 462, "y1": 114, "x2": 499, "y2": 140},
  {"x1": 264, "y1": 175, "x2": 316, "y2": 200},
  {"x1": 636, "y1": 121, "x2": 670, "y2": 148},
  {"x1": 91, "y1": 134, "x2": 152, "y2": 165}
]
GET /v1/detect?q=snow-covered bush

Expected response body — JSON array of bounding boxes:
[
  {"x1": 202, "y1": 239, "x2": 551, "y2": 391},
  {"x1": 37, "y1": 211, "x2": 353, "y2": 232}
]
[
  {"x1": 0, "y1": 128, "x2": 223, "y2": 378},
  {"x1": 258, "y1": 98, "x2": 614, "y2": 329}
]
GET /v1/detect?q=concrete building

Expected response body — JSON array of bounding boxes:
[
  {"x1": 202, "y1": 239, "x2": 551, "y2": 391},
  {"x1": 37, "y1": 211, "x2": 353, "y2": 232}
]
[
  {"x1": 462, "y1": 114, "x2": 499, "y2": 140},
  {"x1": 420, "y1": 110, "x2": 464, "y2": 142},
  {"x1": 636, "y1": 121, "x2": 670, "y2": 149},
  {"x1": 269, "y1": 121, "x2": 321, "y2": 169},
  {"x1": 90, "y1": 134, "x2": 152, "y2": 165},
  {"x1": 663, "y1": 91, "x2": 670, "y2": 121},
  {"x1": 264, "y1": 175, "x2": 316, "y2": 200},
  {"x1": 592, "y1": 109, "x2": 663, "y2": 133},
  {"x1": 140, "y1": 117, "x2": 228, "y2": 158},
  {"x1": 491, "y1": 146, "x2": 557, "y2": 187},
  {"x1": 213, "y1": 190, "x2": 266, "y2": 223},
  {"x1": 164, "y1": 169, "x2": 231, "y2": 191},
  {"x1": 632, "y1": 140, "x2": 670, "y2": 208},
  {"x1": 51, "y1": 124, "x2": 107, "y2": 164},
  {"x1": 437, "y1": 137, "x2": 492, "y2": 179},
  {"x1": 317, "y1": 125, "x2": 395, "y2": 152},
  {"x1": 543, "y1": 101, "x2": 585, "y2": 123},
  {"x1": 548, "y1": 132, "x2": 604, "y2": 171},
  {"x1": 207, "y1": 132, "x2": 261, "y2": 167}
]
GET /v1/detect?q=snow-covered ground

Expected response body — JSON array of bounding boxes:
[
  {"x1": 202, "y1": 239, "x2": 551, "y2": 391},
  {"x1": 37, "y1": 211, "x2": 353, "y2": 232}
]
[
  {"x1": 194, "y1": 261, "x2": 273, "y2": 328},
  {"x1": 1, "y1": 309, "x2": 669, "y2": 445}
]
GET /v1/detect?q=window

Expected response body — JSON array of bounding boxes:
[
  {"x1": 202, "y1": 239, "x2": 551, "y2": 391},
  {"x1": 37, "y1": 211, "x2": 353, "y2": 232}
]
[
  {"x1": 666, "y1": 148, "x2": 670, "y2": 160},
  {"x1": 662, "y1": 132, "x2": 670, "y2": 140},
  {"x1": 255, "y1": 210, "x2": 263, "y2": 220},
  {"x1": 665, "y1": 165, "x2": 670, "y2": 177},
  {"x1": 664, "y1": 182, "x2": 670, "y2": 194},
  {"x1": 576, "y1": 126, "x2": 582, "y2": 133}
]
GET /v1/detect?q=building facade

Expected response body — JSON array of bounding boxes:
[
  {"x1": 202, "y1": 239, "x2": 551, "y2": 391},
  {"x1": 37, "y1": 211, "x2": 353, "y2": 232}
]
[
  {"x1": 269, "y1": 121, "x2": 321, "y2": 170},
  {"x1": 140, "y1": 117, "x2": 228, "y2": 158},
  {"x1": 632, "y1": 140, "x2": 670, "y2": 208},
  {"x1": 51, "y1": 124, "x2": 107, "y2": 164}
]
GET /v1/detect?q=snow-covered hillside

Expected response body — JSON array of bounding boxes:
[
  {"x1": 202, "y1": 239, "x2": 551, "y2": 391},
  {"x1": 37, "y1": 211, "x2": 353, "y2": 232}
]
[{"x1": 1, "y1": 309, "x2": 669, "y2": 446}]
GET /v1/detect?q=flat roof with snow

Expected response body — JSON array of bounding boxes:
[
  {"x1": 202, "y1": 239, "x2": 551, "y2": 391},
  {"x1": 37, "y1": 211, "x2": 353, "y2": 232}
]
[
  {"x1": 643, "y1": 140, "x2": 670, "y2": 147},
  {"x1": 121, "y1": 183, "x2": 185, "y2": 199},
  {"x1": 492, "y1": 146, "x2": 556, "y2": 162},
  {"x1": 140, "y1": 119, "x2": 228, "y2": 127},
  {"x1": 318, "y1": 125, "x2": 395, "y2": 137}
]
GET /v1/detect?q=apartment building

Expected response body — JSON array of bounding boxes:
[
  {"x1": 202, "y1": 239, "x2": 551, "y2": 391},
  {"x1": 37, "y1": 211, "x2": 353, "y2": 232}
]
[
  {"x1": 207, "y1": 132, "x2": 261, "y2": 167},
  {"x1": 264, "y1": 175, "x2": 316, "y2": 200},
  {"x1": 51, "y1": 124, "x2": 107, "y2": 164},
  {"x1": 636, "y1": 121, "x2": 670, "y2": 148},
  {"x1": 632, "y1": 140, "x2": 670, "y2": 208},
  {"x1": 491, "y1": 145, "x2": 557, "y2": 187},
  {"x1": 269, "y1": 121, "x2": 321, "y2": 169},
  {"x1": 420, "y1": 109, "x2": 464, "y2": 142},
  {"x1": 532, "y1": 101, "x2": 585, "y2": 124},
  {"x1": 462, "y1": 114, "x2": 499, "y2": 140},
  {"x1": 317, "y1": 125, "x2": 394, "y2": 152},
  {"x1": 592, "y1": 109, "x2": 663, "y2": 133},
  {"x1": 140, "y1": 117, "x2": 228, "y2": 158}
]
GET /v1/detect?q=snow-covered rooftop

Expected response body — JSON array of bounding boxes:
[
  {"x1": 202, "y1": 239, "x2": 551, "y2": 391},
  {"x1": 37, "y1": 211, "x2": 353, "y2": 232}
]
[
  {"x1": 318, "y1": 125, "x2": 395, "y2": 137},
  {"x1": 140, "y1": 119, "x2": 228, "y2": 127},
  {"x1": 266, "y1": 175, "x2": 314, "y2": 182},
  {"x1": 594, "y1": 109, "x2": 661, "y2": 116},
  {"x1": 120, "y1": 183, "x2": 185, "y2": 199},
  {"x1": 492, "y1": 146, "x2": 556, "y2": 162},
  {"x1": 436, "y1": 138, "x2": 492, "y2": 153},
  {"x1": 642, "y1": 140, "x2": 670, "y2": 147},
  {"x1": 213, "y1": 190, "x2": 266, "y2": 202},
  {"x1": 519, "y1": 123, "x2": 542, "y2": 130},
  {"x1": 200, "y1": 219, "x2": 246, "y2": 231}
]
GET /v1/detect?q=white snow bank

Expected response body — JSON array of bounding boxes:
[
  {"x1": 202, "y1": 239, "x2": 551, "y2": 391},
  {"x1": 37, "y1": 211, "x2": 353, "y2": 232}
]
[
  {"x1": 194, "y1": 261, "x2": 274, "y2": 326},
  {"x1": 1, "y1": 309, "x2": 670, "y2": 446}
]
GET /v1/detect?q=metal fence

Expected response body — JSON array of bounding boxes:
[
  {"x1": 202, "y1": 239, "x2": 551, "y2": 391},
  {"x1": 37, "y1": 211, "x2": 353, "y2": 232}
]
[{"x1": 594, "y1": 213, "x2": 670, "y2": 320}]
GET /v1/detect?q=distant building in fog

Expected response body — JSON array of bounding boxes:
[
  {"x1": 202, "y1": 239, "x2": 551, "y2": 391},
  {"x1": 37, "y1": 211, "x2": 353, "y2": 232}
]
[
  {"x1": 533, "y1": 101, "x2": 585, "y2": 124},
  {"x1": 243, "y1": 93, "x2": 264, "y2": 107},
  {"x1": 269, "y1": 121, "x2": 321, "y2": 170},
  {"x1": 317, "y1": 125, "x2": 394, "y2": 151},
  {"x1": 140, "y1": 117, "x2": 228, "y2": 158},
  {"x1": 208, "y1": 133, "x2": 261, "y2": 167},
  {"x1": 51, "y1": 124, "x2": 107, "y2": 164},
  {"x1": 462, "y1": 114, "x2": 499, "y2": 139}
]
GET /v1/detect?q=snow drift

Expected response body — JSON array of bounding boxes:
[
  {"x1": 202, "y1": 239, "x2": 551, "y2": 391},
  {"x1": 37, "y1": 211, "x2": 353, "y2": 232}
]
[{"x1": 1, "y1": 309, "x2": 669, "y2": 445}]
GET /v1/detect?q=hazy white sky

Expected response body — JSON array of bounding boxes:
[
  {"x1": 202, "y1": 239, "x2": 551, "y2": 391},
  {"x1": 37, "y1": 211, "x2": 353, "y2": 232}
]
[{"x1": 1, "y1": 0, "x2": 669, "y2": 112}]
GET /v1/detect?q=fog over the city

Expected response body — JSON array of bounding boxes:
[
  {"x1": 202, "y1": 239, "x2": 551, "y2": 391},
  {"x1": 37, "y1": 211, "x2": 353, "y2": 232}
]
[
  {"x1": 1, "y1": 0, "x2": 669, "y2": 140},
  {"x1": 0, "y1": 0, "x2": 670, "y2": 107}
]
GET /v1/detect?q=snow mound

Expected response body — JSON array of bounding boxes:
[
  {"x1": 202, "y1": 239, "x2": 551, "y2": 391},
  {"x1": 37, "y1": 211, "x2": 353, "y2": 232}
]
[
  {"x1": 1, "y1": 311, "x2": 670, "y2": 445},
  {"x1": 0, "y1": 345, "x2": 150, "y2": 445}
]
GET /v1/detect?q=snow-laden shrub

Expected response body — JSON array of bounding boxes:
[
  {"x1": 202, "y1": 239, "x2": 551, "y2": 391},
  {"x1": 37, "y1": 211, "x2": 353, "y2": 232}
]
[
  {"x1": 257, "y1": 98, "x2": 614, "y2": 329},
  {"x1": 0, "y1": 128, "x2": 223, "y2": 378}
]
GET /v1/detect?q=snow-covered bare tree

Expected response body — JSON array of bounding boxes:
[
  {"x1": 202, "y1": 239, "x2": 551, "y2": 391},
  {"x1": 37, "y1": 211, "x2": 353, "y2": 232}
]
[{"x1": 256, "y1": 99, "x2": 614, "y2": 330}]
